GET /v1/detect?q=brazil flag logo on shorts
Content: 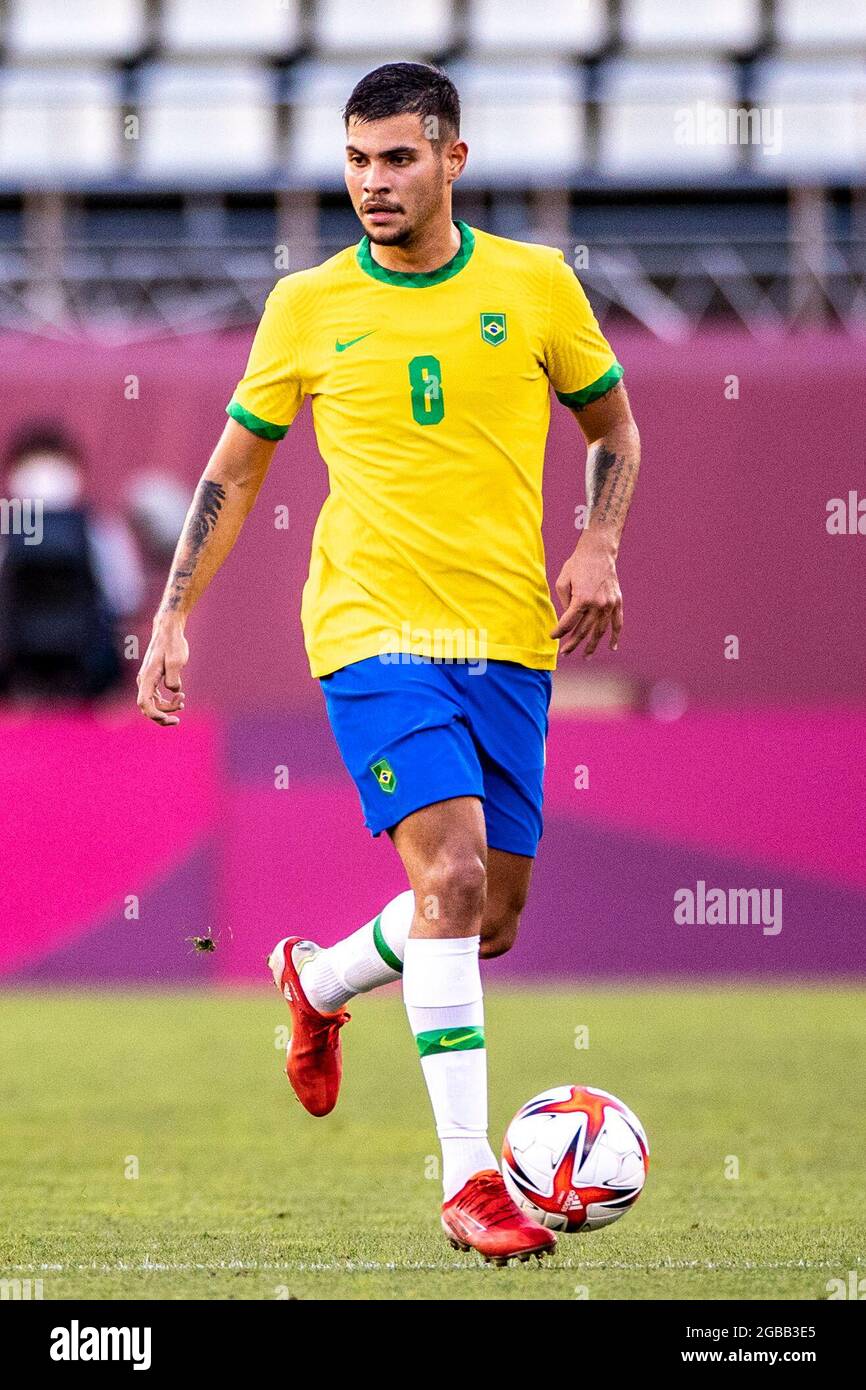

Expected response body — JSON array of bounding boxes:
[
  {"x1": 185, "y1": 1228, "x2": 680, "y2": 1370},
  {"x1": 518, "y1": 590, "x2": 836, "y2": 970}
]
[
  {"x1": 371, "y1": 758, "x2": 397, "y2": 794},
  {"x1": 480, "y1": 312, "x2": 507, "y2": 346}
]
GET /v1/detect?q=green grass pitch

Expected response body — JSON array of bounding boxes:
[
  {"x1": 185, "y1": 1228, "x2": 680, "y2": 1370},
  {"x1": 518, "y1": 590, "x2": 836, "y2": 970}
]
[{"x1": 1, "y1": 984, "x2": 863, "y2": 1301}]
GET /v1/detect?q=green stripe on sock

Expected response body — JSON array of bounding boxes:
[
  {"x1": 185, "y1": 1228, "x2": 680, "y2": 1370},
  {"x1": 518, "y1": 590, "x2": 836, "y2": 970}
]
[
  {"x1": 415, "y1": 1025, "x2": 485, "y2": 1058},
  {"x1": 372, "y1": 913, "x2": 403, "y2": 975}
]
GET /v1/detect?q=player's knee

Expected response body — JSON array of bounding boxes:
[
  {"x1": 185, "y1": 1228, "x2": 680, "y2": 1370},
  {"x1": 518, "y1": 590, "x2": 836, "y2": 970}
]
[
  {"x1": 421, "y1": 851, "x2": 486, "y2": 929},
  {"x1": 480, "y1": 910, "x2": 521, "y2": 958},
  {"x1": 481, "y1": 874, "x2": 530, "y2": 957}
]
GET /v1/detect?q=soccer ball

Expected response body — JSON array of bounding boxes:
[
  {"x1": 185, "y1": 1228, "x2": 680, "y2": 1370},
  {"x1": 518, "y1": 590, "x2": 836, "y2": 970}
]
[{"x1": 501, "y1": 1085, "x2": 649, "y2": 1232}]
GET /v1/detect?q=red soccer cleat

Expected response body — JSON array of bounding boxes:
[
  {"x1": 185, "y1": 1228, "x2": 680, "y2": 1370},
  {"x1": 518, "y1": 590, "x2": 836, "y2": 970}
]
[
  {"x1": 441, "y1": 1170, "x2": 557, "y2": 1266},
  {"x1": 268, "y1": 936, "x2": 350, "y2": 1117}
]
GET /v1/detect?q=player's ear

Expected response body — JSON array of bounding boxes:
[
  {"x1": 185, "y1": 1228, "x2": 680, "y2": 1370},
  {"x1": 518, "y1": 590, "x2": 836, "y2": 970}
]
[{"x1": 447, "y1": 140, "x2": 468, "y2": 182}]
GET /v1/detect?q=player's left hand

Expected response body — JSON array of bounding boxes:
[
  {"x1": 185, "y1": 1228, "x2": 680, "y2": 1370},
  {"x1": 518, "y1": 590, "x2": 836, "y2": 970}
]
[{"x1": 550, "y1": 534, "x2": 623, "y2": 657}]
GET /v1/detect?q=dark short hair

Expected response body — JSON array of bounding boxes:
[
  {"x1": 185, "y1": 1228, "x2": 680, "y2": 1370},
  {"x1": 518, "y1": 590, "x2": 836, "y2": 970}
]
[
  {"x1": 343, "y1": 62, "x2": 460, "y2": 142},
  {"x1": 4, "y1": 420, "x2": 83, "y2": 470}
]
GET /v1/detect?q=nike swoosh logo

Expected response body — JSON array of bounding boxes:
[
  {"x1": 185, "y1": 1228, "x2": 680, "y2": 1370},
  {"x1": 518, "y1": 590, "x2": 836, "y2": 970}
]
[
  {"x1": 440, "y1": 1032, "x2": 477, "y2": 1048},
  {"x1": 335, "y1": 331, "x2": 375, "y2": 352}
]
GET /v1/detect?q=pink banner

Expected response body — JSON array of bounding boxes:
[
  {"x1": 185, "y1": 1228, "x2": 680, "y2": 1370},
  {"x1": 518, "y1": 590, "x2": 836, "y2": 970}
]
[{"x1": 7, "y1": 708, "x2": 861, "y2": 983}]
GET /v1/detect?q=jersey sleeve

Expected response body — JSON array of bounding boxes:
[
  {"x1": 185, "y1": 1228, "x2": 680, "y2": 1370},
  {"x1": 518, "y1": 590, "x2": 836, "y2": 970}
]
[
  {"x1": 226, "y1": 280, "x2": 305, "y2": 440},
  {"x1": 544, "y1": 250, "x2": 623, "y2": 409}
]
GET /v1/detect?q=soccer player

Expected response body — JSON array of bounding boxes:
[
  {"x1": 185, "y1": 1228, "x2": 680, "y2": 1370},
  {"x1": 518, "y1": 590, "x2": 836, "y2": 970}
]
[{"x1": 137, "y1": 63, "x2": 640, "y2": 1265}]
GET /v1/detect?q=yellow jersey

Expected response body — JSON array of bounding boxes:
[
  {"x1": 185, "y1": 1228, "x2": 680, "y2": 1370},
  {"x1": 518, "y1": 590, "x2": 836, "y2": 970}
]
[{"x1": 227, "y1": 221, "x2": 622, "y2": 679}]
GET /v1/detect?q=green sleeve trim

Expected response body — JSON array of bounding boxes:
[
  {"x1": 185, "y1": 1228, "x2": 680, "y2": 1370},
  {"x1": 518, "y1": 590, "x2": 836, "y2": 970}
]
[
  {"x1": 555, "y1": 361, "x2": 624, "y2": 410},
  {"x1": 226, "y1": 398, "x2": 289, "y2": 441},
  {"x1": 372, "y1": 913, "x2": 403, "y2": 975},
  {"x1": 415, "y1": 1025, "x2": 485, "y2": 1059}
]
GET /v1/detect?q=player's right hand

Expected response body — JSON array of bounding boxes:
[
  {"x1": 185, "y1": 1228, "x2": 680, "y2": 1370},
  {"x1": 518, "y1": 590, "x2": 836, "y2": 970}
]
[{"x1": 136, "y1": 618, "x2": 189, "y2": 727}]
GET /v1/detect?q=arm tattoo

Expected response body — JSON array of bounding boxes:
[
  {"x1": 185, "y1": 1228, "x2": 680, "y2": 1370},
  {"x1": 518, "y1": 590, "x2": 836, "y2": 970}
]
[
  {"x1": 189, "y1": 480, "x2": 226, "y2": 548},
  {"x1": 166, "y1": 480, "x2": 226, "y2": 610},
  {"x1": 589, "y1": 444, "x2": 636, "y2": 528}
]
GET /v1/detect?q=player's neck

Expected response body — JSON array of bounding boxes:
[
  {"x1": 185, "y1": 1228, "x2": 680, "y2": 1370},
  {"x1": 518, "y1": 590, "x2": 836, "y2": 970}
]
[{"x1": 367, "y1": 216, "x2": 461, "y2": 275}]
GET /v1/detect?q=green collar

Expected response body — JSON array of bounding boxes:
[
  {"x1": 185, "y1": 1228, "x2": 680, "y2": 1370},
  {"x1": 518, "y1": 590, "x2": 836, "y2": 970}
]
[{"x1": 356, "y1": 220, "x2": 475, "y2": 287}]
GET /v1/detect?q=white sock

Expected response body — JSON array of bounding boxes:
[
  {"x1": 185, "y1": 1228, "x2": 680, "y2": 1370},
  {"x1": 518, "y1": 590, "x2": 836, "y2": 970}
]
[
  {"x1": 296, "y1": 890, "x2": 414, "y2": 1014},
  {"x1": 403, "y1": 935, "x2": 498, "y2": 1201}
]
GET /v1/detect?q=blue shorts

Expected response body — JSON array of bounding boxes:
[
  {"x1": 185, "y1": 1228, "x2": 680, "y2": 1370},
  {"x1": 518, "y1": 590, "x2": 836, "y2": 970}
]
[{"x1": 319, "y1": 656, "x2": 552, "y2": 858}]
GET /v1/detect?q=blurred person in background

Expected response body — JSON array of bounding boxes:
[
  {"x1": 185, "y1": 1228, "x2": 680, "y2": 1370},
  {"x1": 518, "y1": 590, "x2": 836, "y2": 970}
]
[{"x1": 0, "y1": 421, "x2": 144, "y2": 702}]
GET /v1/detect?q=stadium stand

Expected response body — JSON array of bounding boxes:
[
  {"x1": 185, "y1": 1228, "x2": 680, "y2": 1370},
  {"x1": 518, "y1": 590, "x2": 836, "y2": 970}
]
[
  {"x1": 596, "y1": 59, "x2": 741, "y2": 176},
  {"x1": 135, "y1": 64, "x2": 281, "y2": 180},
  {"x1": 465, "y1": 0, "x2": 610, "y2": 57},
  {"x1": 774, "y1": 0, "x2": 866, "y2": 52},
  {"x1": 4, "y1": 0, "x2": 148, "y2": 60},
  {"x1": 0, "y1": 66, "x2": 123, "y2": 179},
  {"x1": 749, "y1": 58, "x2": 866, "y2": 176},
  {"x1": 618, "y1": 0, "x2": 763, "y2": 55},
  {"x1": 0, "y1": 0, "x2": 862, "y2": 335},
  {"x1": 313, "y1": 0, "x2": 455, "y2": 56},
  {"x1": 444, "y1": 59, "x2": 587, "y2": 183},
  {"x1": 159, "y1": 0, "x2": 302, "y2": 59}
]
